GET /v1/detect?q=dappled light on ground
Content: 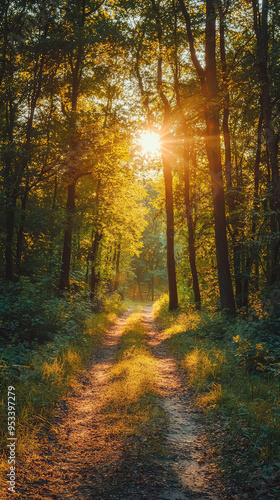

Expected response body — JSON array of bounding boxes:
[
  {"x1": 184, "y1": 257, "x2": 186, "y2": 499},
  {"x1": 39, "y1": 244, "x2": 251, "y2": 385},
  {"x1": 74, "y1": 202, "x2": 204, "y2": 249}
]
[{"x1": 10, "y1": 309, "x2": 226, "y2": 499}]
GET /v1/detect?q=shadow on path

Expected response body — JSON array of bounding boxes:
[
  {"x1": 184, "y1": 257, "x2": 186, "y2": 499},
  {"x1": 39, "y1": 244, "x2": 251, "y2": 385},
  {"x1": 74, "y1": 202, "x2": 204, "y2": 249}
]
[{"x1": 11, "y1": 307, "x2": 228, "y2": 500}]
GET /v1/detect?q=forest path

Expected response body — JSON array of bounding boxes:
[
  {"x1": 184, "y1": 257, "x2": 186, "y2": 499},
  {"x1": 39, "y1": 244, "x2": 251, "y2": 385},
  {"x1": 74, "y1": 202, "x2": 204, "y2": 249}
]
[
  {"x1": 142, "y1": 307, "x2": 225, "y2": 500},
  {"x1": 13, "y1": 307, "x2": 226, "y2": 500}
]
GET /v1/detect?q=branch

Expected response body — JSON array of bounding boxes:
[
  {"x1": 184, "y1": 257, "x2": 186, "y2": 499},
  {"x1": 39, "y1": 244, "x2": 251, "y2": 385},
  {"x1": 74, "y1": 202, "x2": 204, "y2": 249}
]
[
  {"x1": 150, "y1": 0, "x2": 170, "y2": 114},
  {"x1": 177, "y1": 0, "x2": 206, "y2": 84},
  {"x1": 134, "y1": 36, "x2": 153, "y2": 128},
  {"x1": 228, "y1": 36, "x2": 255, "y2": 73},
  {"x1": 84, "y1": 0, "x2": 106, "y2": 17}
]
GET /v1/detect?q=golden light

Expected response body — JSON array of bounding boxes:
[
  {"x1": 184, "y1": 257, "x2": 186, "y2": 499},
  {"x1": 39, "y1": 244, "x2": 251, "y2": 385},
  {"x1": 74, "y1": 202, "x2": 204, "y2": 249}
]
[{"x1": 140, "y1": 131, "x2": 160, "y2": 155}]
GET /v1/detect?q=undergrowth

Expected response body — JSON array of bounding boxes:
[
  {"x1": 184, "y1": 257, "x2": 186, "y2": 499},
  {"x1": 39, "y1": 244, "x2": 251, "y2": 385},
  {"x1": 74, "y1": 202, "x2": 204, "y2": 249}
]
[
  {"x1": 0, "y1": 290, "x2": 126, "y2": 489},
  {"x1": 153, "y1": 294, "x2": 280, "y2": 499}
]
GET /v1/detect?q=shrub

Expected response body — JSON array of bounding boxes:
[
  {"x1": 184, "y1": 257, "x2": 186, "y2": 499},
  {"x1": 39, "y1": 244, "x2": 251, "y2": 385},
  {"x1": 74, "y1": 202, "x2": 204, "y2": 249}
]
[{"x1": 0, "y1": 277, "x2": 93, "y2": 343}]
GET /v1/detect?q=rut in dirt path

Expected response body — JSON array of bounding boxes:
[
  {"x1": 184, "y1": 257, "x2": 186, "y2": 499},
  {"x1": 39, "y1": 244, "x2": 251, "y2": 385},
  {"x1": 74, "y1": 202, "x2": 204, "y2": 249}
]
[
  {"x1": 12, "y1": 307, "x2": 227, "y2": 500},
  {"x1": 13, "y1": 309, "x2": 133, "y2": 500},
  {"x1": 141, "y1": 307, "x2": 225, "y2": 500}
]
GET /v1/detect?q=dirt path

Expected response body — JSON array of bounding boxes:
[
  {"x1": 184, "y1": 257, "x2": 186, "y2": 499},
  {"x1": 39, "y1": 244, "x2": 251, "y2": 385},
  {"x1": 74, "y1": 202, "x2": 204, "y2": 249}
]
[
  {"x1": 13, "y1": 310, "x2": 133, "y2": 500},
  {"x1": 12, "y1": 308, "x2": 227, "y2": 500},
  {"x1": 142, "y1": 307, "x2": 225, "y2": 500}
]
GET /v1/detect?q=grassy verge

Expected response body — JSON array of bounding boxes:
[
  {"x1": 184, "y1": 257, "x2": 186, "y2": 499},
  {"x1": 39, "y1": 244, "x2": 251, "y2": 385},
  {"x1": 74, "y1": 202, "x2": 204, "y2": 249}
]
[
  {"x1": 104, "y1": 313, "x2": 166, "y2": 460},
  {"x1": 153, "y1": 294, "x2": 280, "y2": 498},
  {"x1": 0, "y1": 293, "x2": 127, "y2": 489}
]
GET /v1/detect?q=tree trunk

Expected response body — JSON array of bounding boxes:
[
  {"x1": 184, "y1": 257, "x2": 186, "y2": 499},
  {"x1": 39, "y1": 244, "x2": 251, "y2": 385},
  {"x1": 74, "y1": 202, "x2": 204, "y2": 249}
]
[
  {"x1": 218, "y1": 2, "x2": 243, "y2": 308},
  {"x1": 90, "y1": 267, "x2": 100, "y2": 302},
  {"x1": 59, "y1": 182, "x2": 76, "y2": 291},
  {"x1": 142, "y1": 0, "x2": 179, "y2": 311},
  {"x1": 89, "y1": 230, "x2": 102, "y2": 301},
  {"x1": 252, "y1": 0, "x2": 280, "y2": 283},
  {"x1": 179, "y1": 0, "x2": 235, "y2": 314},
  {"x1": 138, "y1": 281, "x2": 143, "y2": 301},
  {"x1": 204, "y1": 0, "x2": 236, "y2": 314},
  {"x1": 243, "y1": 107, "x2": 263, "y2": 308},
  {"x1": 183, "y1": 136, "x2": 201, "y2": 310},
  {"x1": 172, "y1": 10, "x2": 201, "y2": 311},
  {"x1": 161, "y1": 149, "x2": 179, "y2": 311},
  {"x1": 204, "y1": 108, "x2": 235, "y2": 314}
]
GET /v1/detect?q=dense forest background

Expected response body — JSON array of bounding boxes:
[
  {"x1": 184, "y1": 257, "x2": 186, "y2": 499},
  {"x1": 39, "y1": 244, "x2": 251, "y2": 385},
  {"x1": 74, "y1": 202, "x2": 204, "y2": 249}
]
[
  {"x1": 1, "y1": 0, "x2": 280, "y2": 495},
  {"x1": 1, "y1": 0, "x2": 280, "y2": 321}
]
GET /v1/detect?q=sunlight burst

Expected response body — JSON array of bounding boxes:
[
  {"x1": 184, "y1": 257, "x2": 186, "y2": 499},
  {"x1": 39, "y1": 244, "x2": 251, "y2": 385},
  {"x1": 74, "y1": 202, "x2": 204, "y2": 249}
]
[{"x1": 140, "y1": 131, "x2": 160, "y2": 155}]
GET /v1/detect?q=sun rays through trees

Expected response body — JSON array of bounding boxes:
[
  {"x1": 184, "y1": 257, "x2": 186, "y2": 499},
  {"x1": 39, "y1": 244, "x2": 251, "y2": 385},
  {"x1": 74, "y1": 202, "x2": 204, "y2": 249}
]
[{"x1": 0, "y1": 0, "x2": 280, "y2": 496}]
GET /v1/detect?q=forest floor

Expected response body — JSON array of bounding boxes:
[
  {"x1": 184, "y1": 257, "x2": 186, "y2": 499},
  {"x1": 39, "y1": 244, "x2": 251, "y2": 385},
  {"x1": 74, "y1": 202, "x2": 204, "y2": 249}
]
[{"x1": 9, "y1": 307, "x2": 231, "y2": 500}]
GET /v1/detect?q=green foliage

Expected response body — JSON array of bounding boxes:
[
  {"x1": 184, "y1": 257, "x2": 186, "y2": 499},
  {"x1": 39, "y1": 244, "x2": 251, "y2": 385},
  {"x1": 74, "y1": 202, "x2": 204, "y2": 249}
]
[
  {"x1": 128, "y1": 183, "x2": 168, "y2": 301},
  {"x1": 0, "y1": 278, "x2": 91, "y2": 343},
  {"x1": 102, "y1": 291, "x2": 122, "y2": 310},
  {"x1": 152, "y1": 293, "x2": 173, "y2": 324},
  {"x1": 232, "y1": 335, "x2": 278, "y2": 375}
]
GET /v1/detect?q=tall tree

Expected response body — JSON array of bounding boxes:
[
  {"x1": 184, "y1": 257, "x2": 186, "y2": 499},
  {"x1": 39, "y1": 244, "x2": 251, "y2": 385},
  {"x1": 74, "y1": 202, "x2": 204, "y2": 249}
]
[
  {"x1": 178, "y1": 0, "x2": 236, "y2": 314},
  {"x1": 172, "y1": 2, "x2": 201, "y2": 310},
  {"x1": 134, "y1": 0, "x2": 178, "y2": 310},
  {"x1": 252, "y1": 0, "x2": 280, "y2": 284},
  {"x1": 58, "y1": 0, "x2": 87, "y2": 291},
  {"x1": 1, "y1": 1, "x2": 57, "y2": 280}
]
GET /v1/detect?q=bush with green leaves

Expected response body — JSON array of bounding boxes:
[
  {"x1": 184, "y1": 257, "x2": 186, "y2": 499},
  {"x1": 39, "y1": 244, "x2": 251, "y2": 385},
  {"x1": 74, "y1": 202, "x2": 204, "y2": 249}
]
[{"x1": 0, "y1": 277, "x2": 92, "y2": 343}]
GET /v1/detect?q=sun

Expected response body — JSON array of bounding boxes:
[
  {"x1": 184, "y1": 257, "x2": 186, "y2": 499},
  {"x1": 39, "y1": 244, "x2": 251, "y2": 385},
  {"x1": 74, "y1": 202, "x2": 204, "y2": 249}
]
[{"x1": 140, "y1": 131, "x2": 160, "y2": 155}]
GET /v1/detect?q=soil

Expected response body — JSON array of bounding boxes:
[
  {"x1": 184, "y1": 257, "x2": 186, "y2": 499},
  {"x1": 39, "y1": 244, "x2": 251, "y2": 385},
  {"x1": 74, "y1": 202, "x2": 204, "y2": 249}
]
[{"x1": 10, "y1": 307, "x2": 230, "y2": 500}]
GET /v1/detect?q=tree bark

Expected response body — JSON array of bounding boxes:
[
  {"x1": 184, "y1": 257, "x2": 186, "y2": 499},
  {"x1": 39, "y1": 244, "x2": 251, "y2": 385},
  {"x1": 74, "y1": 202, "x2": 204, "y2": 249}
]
[
  {"x1": 252, "y1": 0, "x2": 280, "y2": 283},
  {"x1": 172, "y1": 4, "x2": 201, "y2": 311},
  {"x1": 58, "y1": 1, "x2": 87, "y2": 293},
  {"x1": 243, "y1": 107, "x2": 263, "y2": 308},
  {"x1": 179, "y1": 0, "x2": 236, "y2": 314},
  {"x1": 183, "y1": 136, "x2": 201, "y2": 310},
  {"x1": 205, "y1": 0, "x2": 235, "y2": 313},
  {"x1": 218, "y1": 2, "x2": 244, "y2": 308},
  {"x1": 162, "y1": 147, "x2": 179, "y2": 310},
  {"x1": 204, "y1": 108, "x2": 235, "y2": 313},
  {"x1": 4, "y1": 27, "x2": 46, "y2": 281},
  {"x1": 150, "y1": 0, "x2": 178, "y2": 310},
  {"x1": 59, "y1": 182, "x2": 76, "y2": 291}
]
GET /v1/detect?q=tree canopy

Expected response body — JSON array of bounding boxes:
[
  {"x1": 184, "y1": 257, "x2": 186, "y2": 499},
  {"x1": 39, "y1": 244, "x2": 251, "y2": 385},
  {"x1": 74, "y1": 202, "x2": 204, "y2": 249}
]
[{"x1": 0, "y1": 0, "x2": 279, "y2": 317}]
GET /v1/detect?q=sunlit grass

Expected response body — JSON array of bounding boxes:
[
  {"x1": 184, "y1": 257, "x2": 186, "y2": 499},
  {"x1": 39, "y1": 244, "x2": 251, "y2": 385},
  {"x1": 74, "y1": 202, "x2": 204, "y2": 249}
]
[
  {"x1": 104, "y1": 314, "x2": 166, "y2": 459},
  {"x1": 196, "y1": 383, "x2": 223, "y2": 408},
  {"x1": 0, "y1": 303, "x2": 127, "y2": 491},
  {"x1": 153, "y1": 294, "x2": 280, "y2": 486},
  {"x1": 181, "y1": 347, "x2": 226, "y2": 391}
]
